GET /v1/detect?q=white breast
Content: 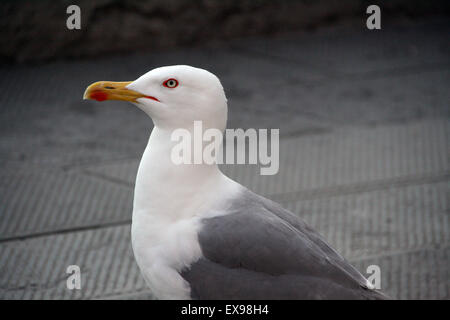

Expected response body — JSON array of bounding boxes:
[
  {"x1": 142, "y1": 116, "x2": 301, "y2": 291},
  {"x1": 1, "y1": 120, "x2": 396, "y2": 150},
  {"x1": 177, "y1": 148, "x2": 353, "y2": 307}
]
[
  {"x1": 130, "y1": 126, "x2": 241, "y2": 299},
  {"x1": 131, "y1": 213, "x2": 202, "y2": 299}
]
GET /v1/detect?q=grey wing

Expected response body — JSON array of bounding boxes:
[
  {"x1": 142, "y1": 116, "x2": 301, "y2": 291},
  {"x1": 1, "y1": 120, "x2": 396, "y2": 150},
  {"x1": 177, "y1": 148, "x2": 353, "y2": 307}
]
[{"x1": 181, "y1": 189, "x2": 388, "y2": 300}]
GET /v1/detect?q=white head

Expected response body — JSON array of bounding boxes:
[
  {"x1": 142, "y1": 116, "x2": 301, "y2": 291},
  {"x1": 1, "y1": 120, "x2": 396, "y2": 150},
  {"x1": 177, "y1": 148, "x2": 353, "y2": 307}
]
[{"x1": 84, "y1": 65, "x2": 228, "y2": 131}]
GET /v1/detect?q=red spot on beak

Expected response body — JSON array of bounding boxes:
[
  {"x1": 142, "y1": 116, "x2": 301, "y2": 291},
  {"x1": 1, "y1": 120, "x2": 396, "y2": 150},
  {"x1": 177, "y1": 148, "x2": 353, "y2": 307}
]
[{"x1": 90, "y1": 91, "x2": 108, "y2": 101}]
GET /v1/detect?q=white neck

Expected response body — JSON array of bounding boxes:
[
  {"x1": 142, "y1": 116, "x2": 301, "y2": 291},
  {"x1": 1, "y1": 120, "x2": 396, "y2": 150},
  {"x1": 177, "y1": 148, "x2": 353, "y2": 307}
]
[
  {"x1": 131, "y1": 124, "x2": 241, "y2": 300},
  {"x1": 132, "y1": 126, "x2": 234, "y2": 222}
]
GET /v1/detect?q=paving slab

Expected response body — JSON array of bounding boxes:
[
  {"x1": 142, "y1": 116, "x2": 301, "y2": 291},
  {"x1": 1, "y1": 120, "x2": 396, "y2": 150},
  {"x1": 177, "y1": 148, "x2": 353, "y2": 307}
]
[
  {"x1": 233, "y1": 18, "x2": 450, "y2": 77},
  {"x1": 0, "y1": 225, "x2": 145, "y2": 300},
  {"x1": 80, "y1": 119, "x2": 449, "y2": 197},
  {"x1": 0, "y1": 170, "x2": 132, "y2": 240}
]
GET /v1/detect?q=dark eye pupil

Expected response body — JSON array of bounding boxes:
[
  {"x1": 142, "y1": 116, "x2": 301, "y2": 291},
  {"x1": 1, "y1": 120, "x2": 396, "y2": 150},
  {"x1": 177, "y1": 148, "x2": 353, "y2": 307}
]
[{"x1": 164, "y1": 79, "x2": 177, "y2": 88}]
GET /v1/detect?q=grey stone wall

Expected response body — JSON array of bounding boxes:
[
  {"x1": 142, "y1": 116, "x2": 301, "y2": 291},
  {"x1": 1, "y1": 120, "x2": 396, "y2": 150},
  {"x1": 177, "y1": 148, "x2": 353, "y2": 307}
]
[{"x1": 0, "y1": 0, "x2": 448, "y2": 63}]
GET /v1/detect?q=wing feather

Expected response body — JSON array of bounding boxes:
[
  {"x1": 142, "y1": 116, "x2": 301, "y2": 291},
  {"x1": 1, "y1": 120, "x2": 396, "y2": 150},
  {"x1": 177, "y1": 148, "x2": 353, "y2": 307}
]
[{"x1": 181, "y1": 188, "x2": 388, "y2": 300}]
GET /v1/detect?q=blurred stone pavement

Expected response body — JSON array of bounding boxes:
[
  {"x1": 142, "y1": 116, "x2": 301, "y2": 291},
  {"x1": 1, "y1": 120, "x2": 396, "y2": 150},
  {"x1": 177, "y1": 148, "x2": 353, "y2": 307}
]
[{"x1": 0, "y1": 17, "x2": 448, "y2": 299}]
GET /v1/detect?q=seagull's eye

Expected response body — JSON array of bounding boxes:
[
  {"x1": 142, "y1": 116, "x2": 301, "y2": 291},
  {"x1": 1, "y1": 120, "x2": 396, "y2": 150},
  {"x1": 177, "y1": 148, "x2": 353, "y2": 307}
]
[{"x1": 163, "y1": 78, "x2": 179, "y2": 88}]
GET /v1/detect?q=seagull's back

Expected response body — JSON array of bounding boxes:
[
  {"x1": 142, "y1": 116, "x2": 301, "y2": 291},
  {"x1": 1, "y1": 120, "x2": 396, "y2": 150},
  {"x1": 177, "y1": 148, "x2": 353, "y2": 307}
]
[{"x1": 181, "y1": 187, "x2": 389, "y2": 300}]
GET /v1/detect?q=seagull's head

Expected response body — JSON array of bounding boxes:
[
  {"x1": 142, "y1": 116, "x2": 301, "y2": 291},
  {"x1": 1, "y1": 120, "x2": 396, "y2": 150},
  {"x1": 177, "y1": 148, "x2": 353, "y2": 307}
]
[{"x1": 83, "y1": 65, "x2": 228, "y2": 130}]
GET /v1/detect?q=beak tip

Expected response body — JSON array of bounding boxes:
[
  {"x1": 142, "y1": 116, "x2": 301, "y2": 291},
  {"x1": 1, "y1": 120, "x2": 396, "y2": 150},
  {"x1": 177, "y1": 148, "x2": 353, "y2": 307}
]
[{"x1": 83, "y1": 88, "x2": 90, "y2": 100}]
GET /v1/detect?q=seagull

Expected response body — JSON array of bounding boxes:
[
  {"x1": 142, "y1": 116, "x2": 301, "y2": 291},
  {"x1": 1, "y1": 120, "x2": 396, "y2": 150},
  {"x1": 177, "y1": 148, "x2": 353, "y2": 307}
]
[{"x1": 83, "y1": 65, "x2": 388, "y2": 300}]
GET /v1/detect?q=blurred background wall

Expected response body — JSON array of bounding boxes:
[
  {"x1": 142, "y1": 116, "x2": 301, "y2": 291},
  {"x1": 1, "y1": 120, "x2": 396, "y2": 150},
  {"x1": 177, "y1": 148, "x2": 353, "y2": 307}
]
[{"x1": 1, "y1": 0, "x2": 448, "y2": 63}]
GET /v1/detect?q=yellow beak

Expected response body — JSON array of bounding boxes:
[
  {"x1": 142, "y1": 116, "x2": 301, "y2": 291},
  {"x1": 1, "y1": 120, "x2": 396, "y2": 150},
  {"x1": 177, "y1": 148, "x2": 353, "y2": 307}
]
[{"x1": 83, "y1": 81, "x2": 159, "y2": 102}]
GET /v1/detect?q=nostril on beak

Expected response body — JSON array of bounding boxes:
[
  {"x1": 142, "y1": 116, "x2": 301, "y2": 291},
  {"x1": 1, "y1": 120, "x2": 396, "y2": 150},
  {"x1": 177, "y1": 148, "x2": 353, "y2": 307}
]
[{"x1": 104, "y1": 86, "x2": 115, "y2": 89}]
